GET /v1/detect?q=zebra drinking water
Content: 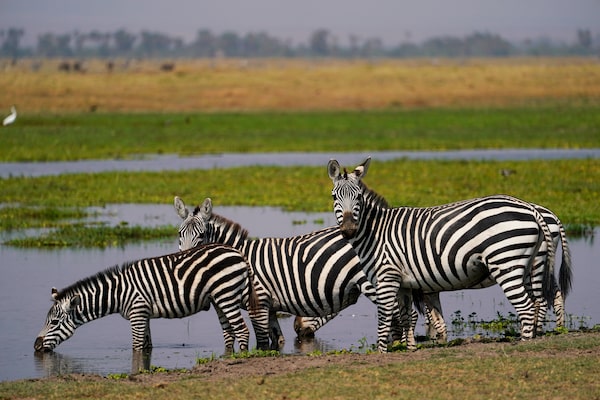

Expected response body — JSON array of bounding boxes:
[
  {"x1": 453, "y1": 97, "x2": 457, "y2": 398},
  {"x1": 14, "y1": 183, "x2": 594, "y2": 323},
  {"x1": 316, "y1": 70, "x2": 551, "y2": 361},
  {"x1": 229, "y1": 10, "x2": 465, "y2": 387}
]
[
  {"x1": 174, "y1": 196, "x2": 392, "y2": 351},
  {"x1": 321, "y1": 157, "x2": 557, "y2": 350},
  {"x1": 34, "y1": 243, "x2": 268, "y2": 353}
]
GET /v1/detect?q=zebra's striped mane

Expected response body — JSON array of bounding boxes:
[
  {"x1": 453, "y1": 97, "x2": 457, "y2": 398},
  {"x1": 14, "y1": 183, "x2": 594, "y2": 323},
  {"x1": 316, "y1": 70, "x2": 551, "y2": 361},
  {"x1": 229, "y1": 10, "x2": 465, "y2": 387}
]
[
  {"x1": 210, "y1": 213, "x2": 250, "y2": 239},
  {"x1": 359, "y1": 181, "x2": 391, "y2": 209},
  {"x1": 54, "y1": 263, "x2": 126, "y2": 301}
]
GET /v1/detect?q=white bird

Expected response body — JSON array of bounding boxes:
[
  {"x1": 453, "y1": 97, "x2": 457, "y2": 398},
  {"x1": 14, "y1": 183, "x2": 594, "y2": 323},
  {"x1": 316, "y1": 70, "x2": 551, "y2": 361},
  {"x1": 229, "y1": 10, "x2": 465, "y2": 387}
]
[{"x1": 3, "y1": 105, "x2": 17, "y2": 126}]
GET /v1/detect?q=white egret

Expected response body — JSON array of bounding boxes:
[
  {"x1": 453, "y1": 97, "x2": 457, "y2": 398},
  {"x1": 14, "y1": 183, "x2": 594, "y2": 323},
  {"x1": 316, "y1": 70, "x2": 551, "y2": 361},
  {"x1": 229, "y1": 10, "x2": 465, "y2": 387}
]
[{"x1": 2, "y1": 106, "x2": 17, "y2": 126}]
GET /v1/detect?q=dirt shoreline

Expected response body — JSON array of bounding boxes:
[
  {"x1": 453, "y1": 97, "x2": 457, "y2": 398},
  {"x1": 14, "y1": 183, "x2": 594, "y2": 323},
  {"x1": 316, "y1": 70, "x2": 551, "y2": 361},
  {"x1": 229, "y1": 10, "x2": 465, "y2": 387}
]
[{"x1": 33, "y1": 331, "x2": 600, "y2": 385}]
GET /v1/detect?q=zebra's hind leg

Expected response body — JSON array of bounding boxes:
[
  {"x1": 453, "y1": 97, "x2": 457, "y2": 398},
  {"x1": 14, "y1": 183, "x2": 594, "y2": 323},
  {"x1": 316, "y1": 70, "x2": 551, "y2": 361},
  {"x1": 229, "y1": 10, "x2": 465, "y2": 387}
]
[
  {"x1": 553, "y1": 289, "x2": 565, "y2": 327},
  {"x1": 213, "y1": 303, "x2": 250, "y2": 353},
  {"x1": 490, "y1": 264, "x2": 537, "y2": 340},
  {"x1": 248, "y1": 306, "x2": 270, "y2": 350}
]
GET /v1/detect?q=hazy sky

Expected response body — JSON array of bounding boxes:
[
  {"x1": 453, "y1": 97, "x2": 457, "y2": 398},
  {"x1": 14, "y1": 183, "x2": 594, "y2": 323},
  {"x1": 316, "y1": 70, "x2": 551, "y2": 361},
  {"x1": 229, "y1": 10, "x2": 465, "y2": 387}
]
[{"x1": 1, "y1": 0, "x2": 599, "y2": 46}]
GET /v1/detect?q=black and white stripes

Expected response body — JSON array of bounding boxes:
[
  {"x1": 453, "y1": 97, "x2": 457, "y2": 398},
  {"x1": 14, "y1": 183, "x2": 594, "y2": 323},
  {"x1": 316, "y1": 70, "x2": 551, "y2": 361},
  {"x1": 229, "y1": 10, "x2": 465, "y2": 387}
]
[
  {"x1": 34, "y1": 244, "x2": 266, "y2": 352},
  {"x1": 174, "y1": 196, "x2": 385, "y2": 350},
  {"x1": 326, "y1": 157, "x2": 560, "y2": 349}
]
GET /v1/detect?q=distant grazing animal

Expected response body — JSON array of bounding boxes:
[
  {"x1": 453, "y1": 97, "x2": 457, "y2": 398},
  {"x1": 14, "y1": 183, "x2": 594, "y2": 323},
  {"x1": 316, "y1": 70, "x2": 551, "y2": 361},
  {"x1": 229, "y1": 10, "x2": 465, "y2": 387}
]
[
  {"x1": 2, "y1": 106, "x2": 16, "y2": 126},
  {"x1": 34, "y1": 243, "x2": 267, "y2": 353}
]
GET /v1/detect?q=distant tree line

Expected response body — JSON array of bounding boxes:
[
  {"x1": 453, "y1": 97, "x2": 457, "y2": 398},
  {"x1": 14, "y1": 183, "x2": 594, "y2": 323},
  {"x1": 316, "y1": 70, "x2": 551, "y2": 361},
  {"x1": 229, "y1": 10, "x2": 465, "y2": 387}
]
[{"x1": 0, "y1": 27, "x2": 598, "y2": 59}]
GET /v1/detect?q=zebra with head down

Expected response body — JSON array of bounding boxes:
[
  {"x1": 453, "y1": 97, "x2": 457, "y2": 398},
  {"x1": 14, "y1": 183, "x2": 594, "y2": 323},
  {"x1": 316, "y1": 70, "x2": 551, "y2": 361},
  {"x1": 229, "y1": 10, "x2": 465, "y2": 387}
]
[{"x1": 35, "y1": 243, "x2": 268, "y2": 353}]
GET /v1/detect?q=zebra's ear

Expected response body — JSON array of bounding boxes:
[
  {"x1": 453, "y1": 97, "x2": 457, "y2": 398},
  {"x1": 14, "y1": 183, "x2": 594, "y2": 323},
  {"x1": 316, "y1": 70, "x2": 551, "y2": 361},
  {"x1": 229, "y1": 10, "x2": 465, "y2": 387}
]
[
  {"x1": 353, "y1": 157, "x2": 371, "y2": 179},
  {"x1": 174, "y1": 196, "x2": 189, "y2": 219},
  {"x1": 51, "y1": 287, "x2": 59, "y2": 300},
  {"x1": 200, "y1": 198, "x2": 212, "y2": 219},
  {"x1": 328, "y1": 159, "x2": 341, "y2": 181}
]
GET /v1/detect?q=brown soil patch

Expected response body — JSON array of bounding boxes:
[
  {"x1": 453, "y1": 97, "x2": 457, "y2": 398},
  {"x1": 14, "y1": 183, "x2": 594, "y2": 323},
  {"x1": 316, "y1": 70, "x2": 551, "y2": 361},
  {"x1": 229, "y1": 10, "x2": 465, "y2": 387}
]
[{"x1": 39, "y1": 331, "x2": 600, "y2": 385}]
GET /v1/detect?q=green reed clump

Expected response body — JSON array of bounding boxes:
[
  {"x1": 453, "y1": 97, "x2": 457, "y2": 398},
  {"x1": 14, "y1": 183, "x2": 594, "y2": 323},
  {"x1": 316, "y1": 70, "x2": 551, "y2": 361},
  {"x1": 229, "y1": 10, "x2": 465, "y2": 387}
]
[
  {"x1": 5, "y1": 223, "x2": 176, "y2": 248},
  {"x1": 0, "y1": 206, "x2": 90, "y2": 231}
]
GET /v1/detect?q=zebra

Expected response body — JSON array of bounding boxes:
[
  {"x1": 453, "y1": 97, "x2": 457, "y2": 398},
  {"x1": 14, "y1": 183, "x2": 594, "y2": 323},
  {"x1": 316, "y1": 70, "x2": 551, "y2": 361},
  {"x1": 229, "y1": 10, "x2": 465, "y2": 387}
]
[
  {"x1": 420, "y1": 204, "x2": 572, "y2": 342},
  {"x1": 296, "y1": 204, "x2": 573, "y2": 343},
  {"x1": 173, "y1": 196, "x2": 393, "y2": 351},
  {"x1": 321, "y1": 157, "x2": 557, "y2": 350},
  {"x1": 34, "y1": 243, "x2": 268, "y2": 353}
]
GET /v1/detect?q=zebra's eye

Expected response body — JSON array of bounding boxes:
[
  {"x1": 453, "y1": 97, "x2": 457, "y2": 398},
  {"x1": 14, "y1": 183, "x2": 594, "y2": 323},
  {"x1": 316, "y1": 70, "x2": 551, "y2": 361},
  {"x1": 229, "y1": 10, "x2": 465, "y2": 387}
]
[
  {"x1": 331, "y1": 193, "x2": 337, "y2": 201},
  {"x1": 50, "y1": 319, "x2": 60, "y2": 325}
]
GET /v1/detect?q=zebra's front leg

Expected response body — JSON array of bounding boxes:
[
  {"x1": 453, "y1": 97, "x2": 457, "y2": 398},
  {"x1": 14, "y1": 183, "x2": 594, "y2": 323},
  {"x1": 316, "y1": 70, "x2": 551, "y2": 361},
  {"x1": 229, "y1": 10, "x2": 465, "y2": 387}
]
[
  {"x1": 424, "y1": 293, "x2": 448, "y2": 343},
  {"x1": 396, "y1": 288, "x2": 416, "y2": 350},
  {"x1": 268, "y1": 311, "x2": 285, "y2": 349},
  {"x1": 130, "y1": 314, "x2": 152, "y2": 351},
  {"x1": 374, "y1": 269, "x2": 403, "y2": 352}
]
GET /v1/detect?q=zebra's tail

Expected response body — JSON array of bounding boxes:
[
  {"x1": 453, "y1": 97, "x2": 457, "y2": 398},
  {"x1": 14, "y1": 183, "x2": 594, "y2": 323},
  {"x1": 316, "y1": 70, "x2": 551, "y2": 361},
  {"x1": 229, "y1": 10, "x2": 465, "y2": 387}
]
[
  {"x1": 556, "y1": 218, "x2": 573, "y2": 299},
  {"x1": 412, "y1": 289, "x2": 426, "y2": 316},
  {"x1": 533, "y1": 206, "x2": 556, "y2": 306},
  {"x1": 245, "y1": 258, "x2": 260, "y2": 313}
]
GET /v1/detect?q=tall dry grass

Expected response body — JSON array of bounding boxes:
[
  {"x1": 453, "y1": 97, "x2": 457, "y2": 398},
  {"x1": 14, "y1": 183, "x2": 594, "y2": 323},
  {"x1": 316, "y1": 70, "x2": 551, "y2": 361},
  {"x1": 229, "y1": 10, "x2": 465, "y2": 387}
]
[{"x1": 1, "y1": 57, "x2": 600, "y2": 113}]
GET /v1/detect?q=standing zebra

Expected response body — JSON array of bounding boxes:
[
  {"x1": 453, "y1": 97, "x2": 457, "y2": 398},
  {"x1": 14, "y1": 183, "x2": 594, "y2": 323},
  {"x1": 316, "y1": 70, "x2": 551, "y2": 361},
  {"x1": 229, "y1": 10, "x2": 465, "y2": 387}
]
[
  {"x1": 34, "y1": 243, "x2": 268, "y2": 353},
  {"x1": 420, "y1": 204, "x2": 572, "y2": 342},
  {"x1": 321, "y1": 157, "x2": 556, "y2": 350},
  {"x1": 173, "y1": 196, "x2": 389, "y2": 351},
  {"x1": 297, "y1": 202, "x2": 573, "y2": 343}
]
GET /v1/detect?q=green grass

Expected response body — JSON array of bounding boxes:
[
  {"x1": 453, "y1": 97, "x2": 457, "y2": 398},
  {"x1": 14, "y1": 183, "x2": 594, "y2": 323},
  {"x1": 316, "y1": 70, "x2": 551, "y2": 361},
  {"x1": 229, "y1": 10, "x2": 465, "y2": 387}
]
[
  {"x1": 4, "y1": 224, "x2": 176, "y2": 248},
  {"x1": 0, "y1": 106, "x2": 599, "y2": 162},
  {"x1": 0, "y1": 206, "x2": 91, "y2": 230},
  {"x1": 2, "y1": 158, "x2": 598, "y2": 224}
]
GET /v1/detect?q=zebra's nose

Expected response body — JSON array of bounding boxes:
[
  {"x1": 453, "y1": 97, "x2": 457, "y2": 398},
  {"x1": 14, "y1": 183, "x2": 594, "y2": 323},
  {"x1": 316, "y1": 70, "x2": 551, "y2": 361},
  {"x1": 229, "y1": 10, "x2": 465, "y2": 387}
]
[
  {"x1": 340, "y1": 213, "x2": 358, "y2": 239},
  {"x1": 34, "y1": 336, "x2": 45, "y2": 352}
]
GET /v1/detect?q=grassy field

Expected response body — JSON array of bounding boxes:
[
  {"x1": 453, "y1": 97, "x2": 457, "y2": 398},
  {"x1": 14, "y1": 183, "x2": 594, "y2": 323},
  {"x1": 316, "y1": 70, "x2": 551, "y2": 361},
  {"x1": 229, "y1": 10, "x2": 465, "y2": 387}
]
[
  {"x1": 0, "y1": 107, "x2": 599, "y2": 162},
  {"x1": 2, "y1": 57, "x2": 600, "y2": 113}
]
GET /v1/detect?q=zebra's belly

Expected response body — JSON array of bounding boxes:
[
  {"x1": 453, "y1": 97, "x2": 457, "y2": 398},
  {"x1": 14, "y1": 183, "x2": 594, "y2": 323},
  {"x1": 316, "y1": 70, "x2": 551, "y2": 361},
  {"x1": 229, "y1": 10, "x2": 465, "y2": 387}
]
[
  {"x1": 149, "y1": 297, "x2": 211, "y2": 319},
  {"x1": 398, "y1": 254, "x2": 490, "y2": 292}
]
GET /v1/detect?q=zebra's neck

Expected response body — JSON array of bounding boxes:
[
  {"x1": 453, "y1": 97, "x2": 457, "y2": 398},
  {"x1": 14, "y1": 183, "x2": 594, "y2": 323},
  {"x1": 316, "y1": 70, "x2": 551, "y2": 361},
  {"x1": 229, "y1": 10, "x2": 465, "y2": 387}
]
[
  {"x1": 206, "y1": 214, "x2": 249, "y2": 250},
  {"x1": 57, "y1": 265, "x2": 125, "y2": 325},
  {"x1": 354, "y1": 183, "x2": 393, "y2": 245}
]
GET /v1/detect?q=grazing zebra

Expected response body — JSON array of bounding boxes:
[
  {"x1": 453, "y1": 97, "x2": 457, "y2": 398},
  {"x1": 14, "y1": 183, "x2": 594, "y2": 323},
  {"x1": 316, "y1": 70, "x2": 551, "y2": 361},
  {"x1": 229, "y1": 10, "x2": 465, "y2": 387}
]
[
  {"x1": 34, "y1": 243, "x2": 267, "y2": 353},
  {"x1": 321, "y1": 157, "x2": 556, "y2": 350},
  {"x1": 173, "y1": 196, "x2": 390, "y2": 351}
]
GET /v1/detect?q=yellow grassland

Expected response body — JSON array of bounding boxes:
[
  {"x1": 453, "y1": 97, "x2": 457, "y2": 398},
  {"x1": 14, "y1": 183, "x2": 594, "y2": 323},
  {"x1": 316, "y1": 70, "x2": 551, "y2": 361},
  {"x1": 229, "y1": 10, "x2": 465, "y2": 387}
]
[{"x1": 1, "y1": 57, "x2": 600, "y2": 113}]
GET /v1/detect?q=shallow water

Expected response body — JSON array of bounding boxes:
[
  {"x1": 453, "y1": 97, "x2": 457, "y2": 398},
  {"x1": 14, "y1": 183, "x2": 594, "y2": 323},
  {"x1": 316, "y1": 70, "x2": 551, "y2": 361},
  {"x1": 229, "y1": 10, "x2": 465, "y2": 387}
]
[
  {"x1": 0, "y1": 205, "x2": 597, "y2": 382},
  {"x1": 1, "y1": 148, "x2": 599, "y2": 178}
]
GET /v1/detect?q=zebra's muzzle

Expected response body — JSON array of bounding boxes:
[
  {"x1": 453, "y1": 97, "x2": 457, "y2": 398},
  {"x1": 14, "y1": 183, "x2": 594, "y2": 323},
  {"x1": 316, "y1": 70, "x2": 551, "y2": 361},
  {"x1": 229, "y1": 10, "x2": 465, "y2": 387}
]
[
  {"x1": 340, "y1": 213, "x2": 358, "y2": 239},
  {"x1": 34, "y1": 336, "x2": 51, "y2": 352}
]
